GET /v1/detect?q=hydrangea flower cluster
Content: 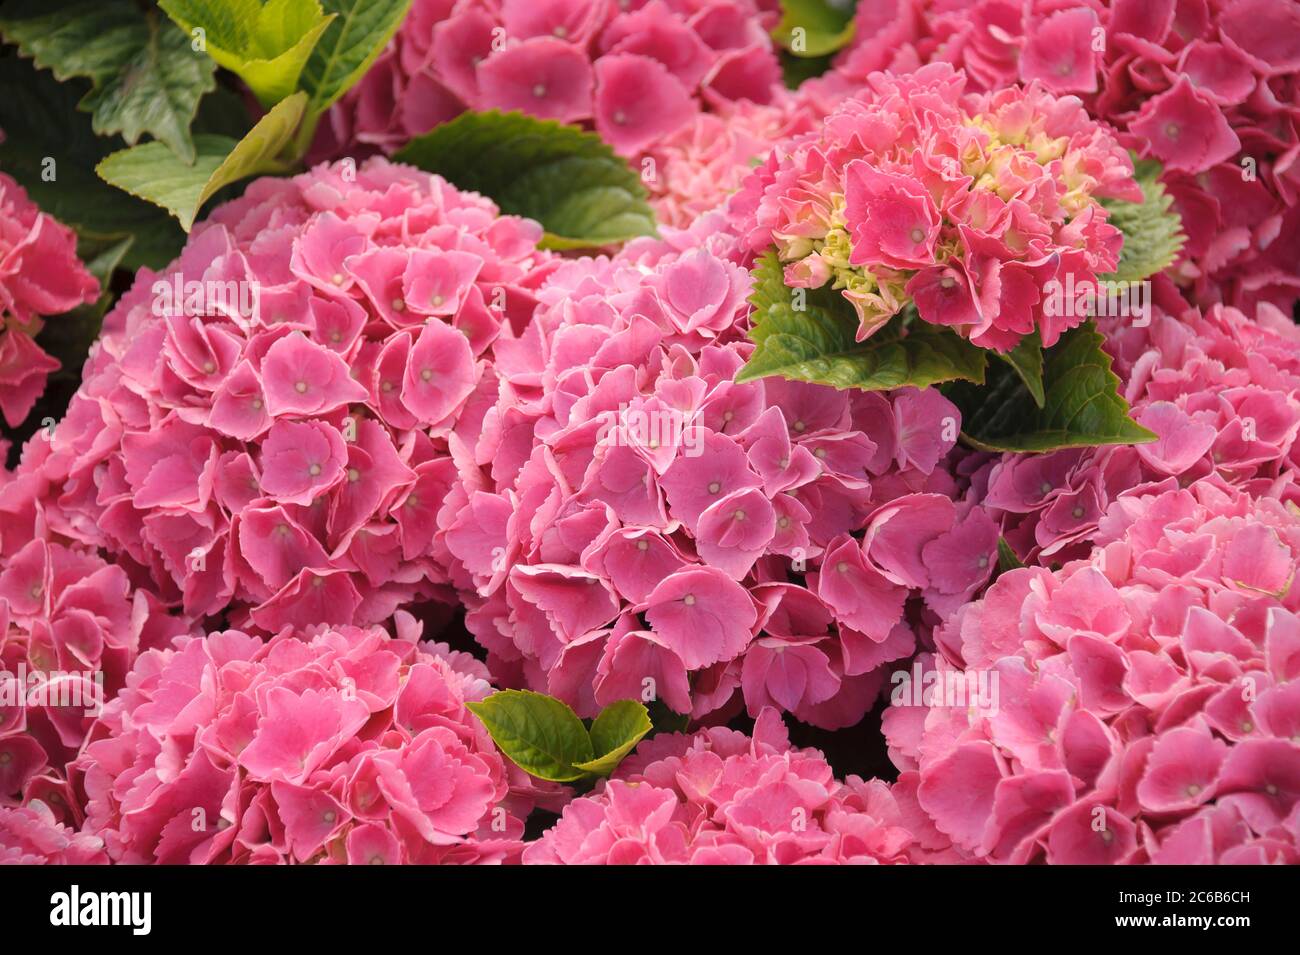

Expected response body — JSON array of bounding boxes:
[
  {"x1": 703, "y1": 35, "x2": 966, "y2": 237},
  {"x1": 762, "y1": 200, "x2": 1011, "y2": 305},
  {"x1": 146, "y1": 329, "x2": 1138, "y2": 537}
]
[
  {"x1": 0, "y1": 800, "x2": 108, "y2": 865},
  {"x1": 0, "y1": 538, "x2": 189, "y2": 821},
  {"x1": 321, "y1": 0, "x2": 783, "y2": 160},
  {"x1": 10, "y1": 157, "x2": 553, "y2": 630},
  {"x1": 820, "y1": 0, "x2": 1300, "y2": 314},
  {"x1": 0, "y1": 172, "x2": 98, "y2": 428},
  {"x1": 526, "y1": 708, "x2": 915, "y2": 864},
  {"x1": 73, "y1": 617, "x2": 542, "y2": 864},
  {"x1": 440, "y1": 214, "x2": 997, "y2": 729},
  {"x1": 643, "y1": 96, "x2": 820, "y2": 229},
  {"x1": 730, "y1": 63, "x2": 1141, "y2": 350},
  {"x1": 885, "y1": 477, "x2": 1300, "y2": 864},
  {"x1": 977, "y1": 295, "x2": 1300, "y2": 562}
]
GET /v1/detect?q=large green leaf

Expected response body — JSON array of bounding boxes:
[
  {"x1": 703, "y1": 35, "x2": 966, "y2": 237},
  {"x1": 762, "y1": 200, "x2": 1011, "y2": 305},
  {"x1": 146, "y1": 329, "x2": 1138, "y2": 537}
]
[
  {"x1": 574, "y1": 701, "x2": 653, "y2": 777},
  {"x1": 997, "y1": 331, "x2": 1046, "y2": 408},
  {"x1": 299, "y1": 0, "x2": 411, "y2": 114},
  {"x1": 0, "y1": 0, "x2": 216, "y2": 162},
  {"x1": 944, "y1": 321, "x2": 1157, "y2": 453},
  {"x1": 395, "y1": 110, "x2": 658, "y2": 249},
  {"x1": 161, "y1": 0, "x2": 335, "y2": 107},
  {"x1": 1100, "y1": 159, "x2": 1185, "y2": 283},
  {"x1": 0, "y1": 57, "x2": 184, "y2": 270},
  {"x1": 466, "y1": 690, "x2": 595, "y2": 783},
  {"x1": 736, "y1": 250, "x2": 987, "y2": 390},
  {"x1": 96, "y1": 92, "x2": 307, "y2": 230},
  {"x1": 773, "y1": 0, "x2": 856, "y2": 58}
]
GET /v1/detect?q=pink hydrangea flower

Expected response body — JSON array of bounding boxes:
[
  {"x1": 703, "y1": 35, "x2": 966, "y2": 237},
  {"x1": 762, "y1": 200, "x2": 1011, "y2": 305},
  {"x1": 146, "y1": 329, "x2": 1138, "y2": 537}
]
[
  {"x1": 319, "y1": 0, "x2": 783, "y2": 163},
  {"x1": 12, "y1": 157, "x2": 553, "y2": 630},
  {"x1": 0, "y1": 800, "x2": 108, "y2": 864},
  {"x1": 74, "y1": 615, "x2": 545, "y2": 864},
  {"x1": 886, "y1": 477, "x2": 1300, "y2": 864},
  {"x1": 977, "y1": 297, "x2": 1300, "y2": 563},
  {"x1": 525, "y1": 708, "x2": 916, "y2": 864},
  {"x1": 816, "y1": 0, "x2": 1300, "y2": 315},
  {"x1": 444, "y1": 214, "x2": 995, "y2": 730},
  {"x1": 730, "y1": 63, "x2": 1139, "y2": 350},
  {"x1": 0, "y1": 540, "x2": 187, "y2": 820},
  {"x1": 0, "y1": 173, "x2": 98, "y2": 426}
]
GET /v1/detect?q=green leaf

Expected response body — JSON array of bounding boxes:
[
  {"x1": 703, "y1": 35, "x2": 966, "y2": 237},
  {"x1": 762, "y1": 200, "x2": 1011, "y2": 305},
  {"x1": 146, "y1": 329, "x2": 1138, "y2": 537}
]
[
  {"x1": 1099, "y1": 159, "x2": 1185, "y2": 283},
  {"x1": 395, "y1": 110, "x2": 658, "y2": 249},
  {"x1": 736, "y1": 250, "x2": 987, "y2": 390},
  {"x1": 0, "y1": 56, "x2": 185, "y2": 270},
  {"x1": 160, "y1": 0, "x2": 335, "y2": 108},
  {"x1": 466, "y1": 690, "x2": 595, "y2": 783},
  {"x1": 299, "y1": 0, "x2": 411, "y2": 114},
  {"x1": 779, "y1": 50, "x2": 835, "y2": 89},
  {"x1": 997, "y1": 331, "x2": 1045, "y2": 408},
  {"x1": 0, "y1": 1, "x2": 217, "y2": 162},
  {"x1": 772, "y1": 0, "x2": 856, "y2": 58},
  {"x1": 997, "y1": 538, "x2": 1025, "y2": 574},
  {"x1": 96, "y1": 92, "x2": 307, "y2": 231},
  {"x1": 574, "y1": 701, "x2": 653, "y2": 777},
  {"x1": 944, "y1": 321, "x2": 1157, "y2": 453}
]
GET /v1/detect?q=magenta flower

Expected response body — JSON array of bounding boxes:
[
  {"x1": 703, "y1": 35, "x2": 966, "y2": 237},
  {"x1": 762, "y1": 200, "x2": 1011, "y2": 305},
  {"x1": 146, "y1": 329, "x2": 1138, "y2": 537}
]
[
  {"x1": 72, "y1": 618, "x2": 543, "y2": 864},
  {"x1": 525, "y1": 709, "x2": 917, "y2": 864},
  {"x1": 888, "y1": 478, "x2": 1300, "y2": 864},
  {"x1": 0, "y1": 173, "x2": 98, "y2": 426},
  {"x1": 729, "y1": 63, "x2": 1138, "y2": 350}
]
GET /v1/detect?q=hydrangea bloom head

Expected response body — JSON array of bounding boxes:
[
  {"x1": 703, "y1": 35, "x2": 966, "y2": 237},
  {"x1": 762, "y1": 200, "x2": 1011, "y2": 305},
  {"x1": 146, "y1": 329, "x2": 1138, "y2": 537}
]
[
  {"x1": 886, "y1": 478, "x2": 1300, "y2": 864},
  {"x1": 443, "y1": 214, "x2": 996, "y2": 730},
  {"x1": 321, "y1": 0, "x2": 783, "y2": 160},
  {"x1": 819, "y1": 0, "x2": 1300, "y2": 314},
  {"x1": 979, "y1": 297, "x2": 1300, "y2": 562},
  {"x1": 525, "y1": 708, "x2": 916, "y2": 864},
  {"x1": 0, "y1": 172, "x2": 98, "y2": 427},
  {"x1": 74, "y1": 616, "x2": 540, "y2": 864},
  {"x1": 731, "y1": 64, "x2": 1139, "y2": 351},
  {"x1": 13, "y1": 157, "x2": 553, "y2": 631}
]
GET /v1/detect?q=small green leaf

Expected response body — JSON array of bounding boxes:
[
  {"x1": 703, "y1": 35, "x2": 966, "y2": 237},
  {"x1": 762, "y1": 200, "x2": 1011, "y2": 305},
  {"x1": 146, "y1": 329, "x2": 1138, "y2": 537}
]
[
  {"x1": 0, "y1": 57, "x2": 185, "y2": 270},
  {"x1": 96, "y1": 92, "x2": 307, "y2": 231},
  {"x1": 161, "y1": 0, "x2": 336, "y2": 108},
  {"x1": 395, "y1": 110, "x2": 658, "y2": 249},
  {"x1": 736, "y1": 250, "x2": 987, "y2": 390},
  {"x1": 574, "y1": 701, "x2": 653, "y2": 777},
  {"x1": 944, "y1": 321, "x2": 1157, "y2": 453},
  {"x1": 466, "y1": 690, "x2": 595, "y2": 783},
  {"x1": 997, "y1": 331, "x2": 1046, "y2": 408},
  {"x1": 772, "y1": 0, "x2": 856, "y2": 58},
  {"x1": 0, "y1": 0, "x2": 217, "y2": 162},
  {"x1": 997, "y1": 538, "x2": 1025, "y2": 574},
  {"x1": 1100, "y1": 158, "x2": 1185, "y2": 283},
  {"x1": 299, "y1": 0, "x2": 412, "y2": 114}
]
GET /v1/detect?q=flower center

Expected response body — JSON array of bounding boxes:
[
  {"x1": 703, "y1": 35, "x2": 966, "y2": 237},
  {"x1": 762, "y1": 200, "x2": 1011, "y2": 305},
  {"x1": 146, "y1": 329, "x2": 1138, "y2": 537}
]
[
  {"x1": 533, "y1": 84, "x2": 547, "y2": 98},
  {"x1": 707, "y1": 481, "x2": 721, "y2": 494},
  {"x1": 295, "y1": 380, "x2": 308, "y2": 394},
  {"x1": 683, "y1": 594, "x2": 696, "y2": 606}
]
